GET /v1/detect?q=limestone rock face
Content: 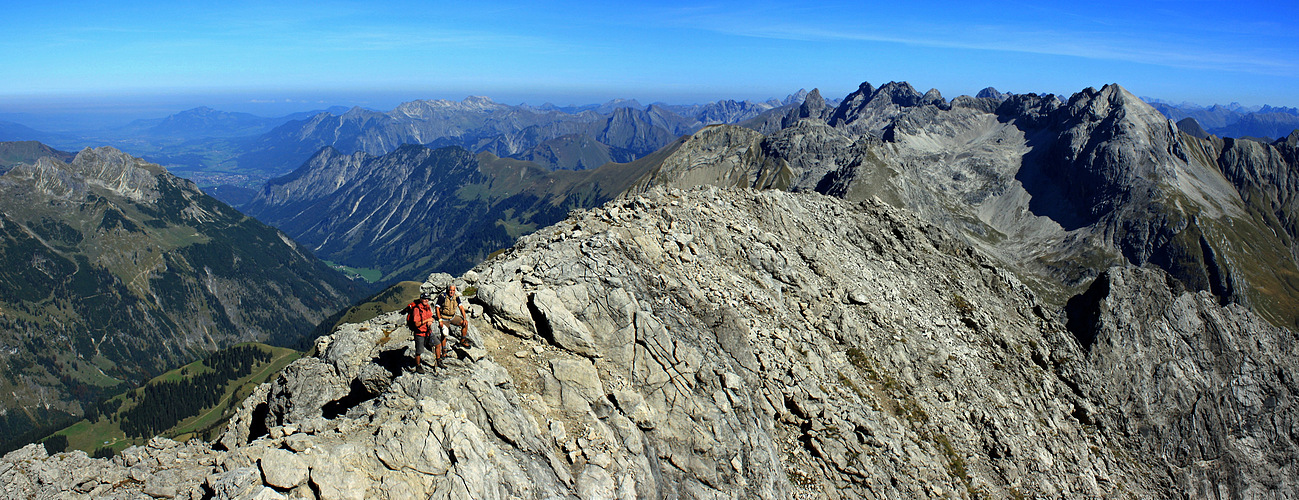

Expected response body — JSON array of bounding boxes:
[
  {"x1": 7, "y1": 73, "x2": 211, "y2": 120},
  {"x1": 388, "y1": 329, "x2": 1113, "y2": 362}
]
[
  {"x1": 4, "y1": 187, "x2": 1296, "y2": 499},
  {"x1": 259, "y1": 448, "x2": 308, "y2": 489},
  {"x1": 531, "y1": 288, "x2": 600, "y2": 357},
  {"x1": 681, "y1": 82, "x2": 1299, "y2": 328},
  {"x1": 1069, "y1": 266, "x2": 1299, "y2": 497},
  {"x1": 8, "y1": 147, "x2": 164, "y2": 203},
  {"x1": 630, "y1": 124, "x2": 793, "y2": 193},
  {"x1": 1, "y1": 438, "x2": 216, "y2": 500},
  {"x1": 477, "y1": 279, "x2": 537, "y2": 336}
]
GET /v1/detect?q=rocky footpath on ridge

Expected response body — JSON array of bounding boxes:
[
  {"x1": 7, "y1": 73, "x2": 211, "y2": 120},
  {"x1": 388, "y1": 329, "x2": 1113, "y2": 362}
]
[{"x1": 4, "y1": 186, "x2": 1296, "y2": 499}]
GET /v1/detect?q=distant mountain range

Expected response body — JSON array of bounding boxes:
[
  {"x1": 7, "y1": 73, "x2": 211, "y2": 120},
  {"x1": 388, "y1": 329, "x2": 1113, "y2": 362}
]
[
  {"x1": 111, "y1": 106, "x2": 354, "y2": 141},
  {"x1": 1144, "y1": 98, "x2": 1299, "y2": 141},
  {"x1": 232, "y1": 92, "x2": 828, "y2": 285},
  {"x1": 0, "y1": 142, "x2": 363, "y2": 452},
  {"x1": 243, "y1": 80, "x2": 1299, "y2": 336},
  {"x1": 0, "y1": 107, "x2": 351, "y2": 199},
  {"x1": 232, "y1": 94, "x2": 815, "y2": 180},
  {"x1": 240, "y1": 141, "x2": 681, "y2": 283},
  {"x1": 0, "y1": 93, "x2": 823, "y2": 206}
]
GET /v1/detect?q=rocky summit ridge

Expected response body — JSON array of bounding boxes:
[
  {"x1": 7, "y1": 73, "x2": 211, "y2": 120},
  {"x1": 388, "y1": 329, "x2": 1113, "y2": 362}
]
[
  {"x1": 637, "y1": 82, "x2": 1299, "y2": 330},
  {"x1": 5, "y1": 186, "x2": 1295, "y2": 499}
]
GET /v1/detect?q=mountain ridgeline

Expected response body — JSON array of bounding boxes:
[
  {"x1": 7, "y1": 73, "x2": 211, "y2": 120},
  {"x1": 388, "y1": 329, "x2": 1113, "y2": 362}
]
[
  {"x1": 1148, "y1": 100, "x2": 1299, "y2": 141},
  {"x1": 639, "y1": 82, "x2": 1299, "y2": 329},
  {"x1": 232, "y1": 95, "x2": 800, "y2": 179},
  {"x1": 245, "y1": 81, "x2": 1299, "y2": 331},
  {"x1": 2, "y1": 80, "x2": 1298, "y2": 498},
  {"x1": 241, "y1": 141, "x2": 683, "y2": 283},
  {"x1": 0, "y1": 144, "x2": 362, "y2": 452}
]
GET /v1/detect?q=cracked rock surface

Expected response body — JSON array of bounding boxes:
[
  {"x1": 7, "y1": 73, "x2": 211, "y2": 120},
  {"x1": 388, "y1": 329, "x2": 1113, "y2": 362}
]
[{"x1": 4, "y1": 186, "x2": 1296, "y2": 499}]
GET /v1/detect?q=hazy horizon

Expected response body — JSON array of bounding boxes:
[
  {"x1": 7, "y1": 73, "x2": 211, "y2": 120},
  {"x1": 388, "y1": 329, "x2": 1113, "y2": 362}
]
[
  {"x1": 2, "y1": 1, "x2": 1295, "y2": 131},
  {"x1": 2, "y1": 82, "x2": 1292, "y2": 134}
]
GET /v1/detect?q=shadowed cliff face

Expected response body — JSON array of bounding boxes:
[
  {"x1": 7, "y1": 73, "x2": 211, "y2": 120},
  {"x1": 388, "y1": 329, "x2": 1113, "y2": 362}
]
[
  {"x1": 0, "y1": 145, "x2": 362, "y2": 452},
  {"x1": 7, "y1": 187, "x2": 1295, "y2": 499}
]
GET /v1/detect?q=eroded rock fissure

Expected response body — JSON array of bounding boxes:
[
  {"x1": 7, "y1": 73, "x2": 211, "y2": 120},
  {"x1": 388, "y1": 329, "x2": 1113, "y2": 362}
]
[{"x1": 4, "y1": 186, "x2": 1297, "y2": 499}]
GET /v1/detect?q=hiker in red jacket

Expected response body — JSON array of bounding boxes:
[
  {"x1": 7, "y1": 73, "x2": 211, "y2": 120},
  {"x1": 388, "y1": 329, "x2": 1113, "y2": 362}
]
[{"x1": 405, "y1": 292, "x2": 436, "y2": 373}]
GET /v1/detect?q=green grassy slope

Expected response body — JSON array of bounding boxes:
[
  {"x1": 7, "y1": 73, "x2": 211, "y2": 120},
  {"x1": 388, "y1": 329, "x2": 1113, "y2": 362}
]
[{"x1": 46, "y1": 342, "x2": 299, "y2": 456}]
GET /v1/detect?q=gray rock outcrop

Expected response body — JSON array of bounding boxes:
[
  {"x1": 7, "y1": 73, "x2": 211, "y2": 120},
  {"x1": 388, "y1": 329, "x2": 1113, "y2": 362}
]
[
  {"x1": 1069, "y1": 266, "x2": 1299, "y2": 497},
  {"x1": 649, "y1": 82, "x2": 1299, "y2": 329},
  {"x1": 5, "y1": 187, "x2": 1296, "y2": 498}
]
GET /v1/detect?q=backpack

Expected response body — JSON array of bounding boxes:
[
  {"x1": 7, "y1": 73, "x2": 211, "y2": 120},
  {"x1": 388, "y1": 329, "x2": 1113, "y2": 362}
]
[{"x1": 404, "y1": 300, "x2": 432, "y2": 333}]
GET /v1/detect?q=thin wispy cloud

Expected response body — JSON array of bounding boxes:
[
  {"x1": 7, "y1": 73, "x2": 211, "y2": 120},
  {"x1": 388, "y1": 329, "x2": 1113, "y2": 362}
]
[
  {"x1": 1, "y1": 1, "x2": 1295, "y2": 109},
  {"x1": 704, "y1": 20, "x2": 1297, "y2": 77}
]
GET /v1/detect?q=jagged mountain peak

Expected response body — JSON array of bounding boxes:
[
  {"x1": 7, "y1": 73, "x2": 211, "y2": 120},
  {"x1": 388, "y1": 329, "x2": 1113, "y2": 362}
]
[
  {"x1": 827, "y1": 80, "x2": 946, "y2": 132},
  {"x1": 72, "y1": 145, "x2": 165, "y2": 173},
  {"x1": 921, "y1": 87, "x2": 945, "y2": 106},
  {"x1": 875, "y1": 81, "x2": 924, "y2": 105},
  {"x1": 801, "y1": 88, "x2": 824, "y2": 109},
  {"x1": 1065, "y1": 83, "x2": 1168, "y2": 126},
  {"x1": 782, "y1": 88, "x2": 810, "y2": 106},
  {"x1": 6, "y1": 146, "x2": 164, "y2": 203},
  {"x1": 993, "y1": 91, "x2": 1064, "y2": 128},
  {"x1": 976, "y1": 87, "x2": 1008, "y2": 100}
]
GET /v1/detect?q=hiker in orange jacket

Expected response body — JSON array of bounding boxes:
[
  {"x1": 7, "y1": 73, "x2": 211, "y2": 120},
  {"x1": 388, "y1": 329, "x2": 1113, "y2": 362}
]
[{"x1": 404, "y1": 292, "x2": 436, "y2": 373}]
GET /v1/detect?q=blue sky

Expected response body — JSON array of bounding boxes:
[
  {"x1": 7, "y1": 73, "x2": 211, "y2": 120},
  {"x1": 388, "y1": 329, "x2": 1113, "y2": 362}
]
[{"x1": 1, "y1": 0, "x2": 1295, "y2": 126}]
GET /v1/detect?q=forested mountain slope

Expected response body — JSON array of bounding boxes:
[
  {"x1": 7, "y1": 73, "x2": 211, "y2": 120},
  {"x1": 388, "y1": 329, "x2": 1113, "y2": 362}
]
[{"x1": 0, "y1": 143, "x2": 362, "y2": 452}]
